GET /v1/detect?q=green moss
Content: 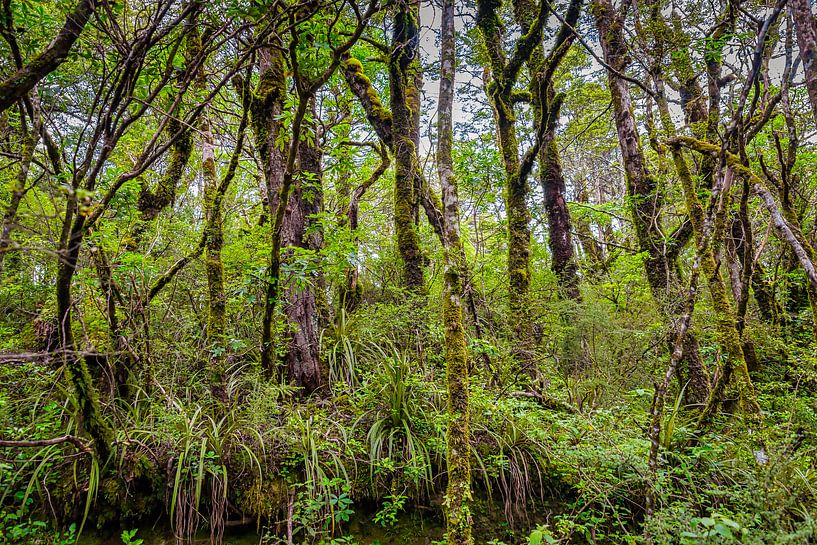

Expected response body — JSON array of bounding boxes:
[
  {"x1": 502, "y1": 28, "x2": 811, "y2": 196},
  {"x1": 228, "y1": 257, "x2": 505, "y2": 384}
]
[{"x1": 343, "y1": 57, "x2": 393, "y2": 125}]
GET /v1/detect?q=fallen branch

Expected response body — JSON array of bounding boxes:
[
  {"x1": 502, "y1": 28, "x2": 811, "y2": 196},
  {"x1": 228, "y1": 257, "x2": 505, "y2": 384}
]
[{"x1": 0, "y1": 435, "x2": 92, "y2": 454}]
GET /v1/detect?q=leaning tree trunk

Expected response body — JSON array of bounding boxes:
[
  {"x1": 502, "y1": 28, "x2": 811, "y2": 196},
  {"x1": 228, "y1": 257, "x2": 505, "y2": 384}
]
[
  {"x1": 513, "y1": 0, "x2": 583, "y2": 301},
  {"x1": 592, "y1": 0, "x2": 711, "y2": 405},
  {"x1": 0, "y1": 0, "x2": 94, "y2": 113}
]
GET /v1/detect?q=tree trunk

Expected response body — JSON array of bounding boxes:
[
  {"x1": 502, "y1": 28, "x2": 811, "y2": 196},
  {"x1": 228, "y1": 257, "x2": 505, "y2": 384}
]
[
  {"x1": 0, "y1": 125, "x2": 38, "y2": 275},
  {"x1": 281, "y1": 97, "x2": 324, "y2": 394},
  {"x1": 189, "y1": 16, "x2": 229, "y2": 402},
  {"x1": 253, "y1": 44, "x2": 288, "y2": 377},
  {"x1": 668, "y1": 143, "x2": 760, "y2": 417},
  {"x1": 593, "y1": 0, "x2": 711, "y2": 405},
  {"x1": 133, "y1": 118, "x2": 192, "y2": 244},
  {"x1": 790, "y1": 0, "x2": 817, "y2": 122},
  {"x1": 437, "y1": 0, "x2": 473, "y2": 541},
  {"x1": 390, "y1": 0, "x2": 424, "y2": 291},
  {"x1": 541, "y1": 95, "x2": 580, "y2": 299}
]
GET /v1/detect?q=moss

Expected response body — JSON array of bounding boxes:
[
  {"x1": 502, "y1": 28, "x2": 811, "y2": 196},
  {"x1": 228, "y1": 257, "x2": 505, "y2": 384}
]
[
  {"x1": 64, "y1": 354, "x2": 114, "y2": 460},
  {"x1": 443, "y1": 259, "x2": 473, "y2": 545},
  {"x1": 342, "y1": 57, "x2": 393, "y2": 126},
  {"x1": 669, "y1": 142, "x2": 760, "y2": 418}
]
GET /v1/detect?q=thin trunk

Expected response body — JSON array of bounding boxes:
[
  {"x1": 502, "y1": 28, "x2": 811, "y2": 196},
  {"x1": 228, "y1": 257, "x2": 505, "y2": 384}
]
[
  {"x1": 90, "y1": 246, "x2": 133, "y2": 397},
  {"x1": 437, "y1": 0, "x2": 473, "y2": 541},
  {"x1": 344, "y1": 144, "x2": 390, "y2": 312},
  {"x1": 668, "y1": 141, "x2": 760, "y2": 418},
  {"x1": 645, "y1": 256, "x2": 700, "y2": 517},
  {"x1": 790, "y1": 0, "x2": 817, "y2": 122},
  {"x1": 190, "y1": 16, "x2": 228, "y2": 402}
]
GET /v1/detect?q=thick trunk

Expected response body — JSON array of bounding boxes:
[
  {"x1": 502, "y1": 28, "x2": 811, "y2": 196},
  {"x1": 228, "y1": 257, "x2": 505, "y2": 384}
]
[
  {"x1": 282, "y1": 97, "x2": 323, "y2": 394},
  {"x1": 478, "y1": 43, "x2": 530, "y2": 348},
  {"x1": 253, "y1": 44, "x2": 288, "y2": 376},
  {"x1": 541, "y1": 97, "x2": 580, "y2": 299},
  {"x1": 390, "y1": 0, "x2": 424, "y2": 291},
  {"x1": 201, "y1": 110, "x2": 227, "y2": 399},
  {"x1": 516, "y1": 0, "x2": 582, "y2": 300}
]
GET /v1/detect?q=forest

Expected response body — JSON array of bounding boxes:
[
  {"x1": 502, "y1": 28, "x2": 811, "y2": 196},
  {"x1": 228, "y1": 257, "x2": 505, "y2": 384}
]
[{"x1": 1, "y1": 0, "x2": 816, "y2": 542}]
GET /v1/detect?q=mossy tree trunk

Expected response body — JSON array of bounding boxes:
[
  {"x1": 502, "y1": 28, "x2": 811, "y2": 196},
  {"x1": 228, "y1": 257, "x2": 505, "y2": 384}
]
[
  {"x1": 0, "y1": 116, "x2": 39, "y2": 275},
  {"x1": 666, "y1": 136, "x2": 760, "y2": 417},
  {"x1": 476, "y1": 0, "x2": 549, "y2": 369},
  {"x1": 132, "y1": 118, "x2": 192, "y2": 246},
  {"x1": 253, "y1": 43, "x2": 289, "y2": 378},
  {"x1": 540, "y1": 95, "x2": 580, "y2": 300},
  {"x1": 0, "y1": 0, "x2": 95, "y2": 113},
  {"x1": 390, "y1": 0, "x2": 425, "y2": 291},
  {"x1": 188, "y1": 16, "x2": 228, "y2": 403},
  {"x1": 592, "y1": 0, "x2": 711, "y2": 405},
  {"x1": 437, "y1": 0, "x2": 473, "y2": 541},
  {"x1": 513, "y1": 0, "x2": 583, "y2": 301}
]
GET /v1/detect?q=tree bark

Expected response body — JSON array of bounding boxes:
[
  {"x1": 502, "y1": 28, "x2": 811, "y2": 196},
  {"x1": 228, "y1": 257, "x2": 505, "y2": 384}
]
[
  {"x1": 390, "y1": 0, "x2": 425, "y2": 291},
  {"x1": 0, "y1": 0, "x2": 94, "y2": 113},
  {"x1": 437, "y1": 1, "x2": 473, "y2": 541},
  {"x1": 593, "y1": 0, "x2": 711, "y2": 404},
  {"x1": 790, "y1": 0, "x2": 817, "y2": 122},
  {"x1": 253, "y1": 43, "x2": 288, "y2": 377},
  {"x1": 281, "y1": 96, "x2": 324, "y2": 394},
  {"x1": 541, "y1": 94, "x2": 580, "y2": 299}
]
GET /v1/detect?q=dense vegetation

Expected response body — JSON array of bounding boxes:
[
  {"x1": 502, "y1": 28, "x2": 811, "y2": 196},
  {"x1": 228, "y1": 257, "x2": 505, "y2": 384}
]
[{"x1": 1, "y1": 0, "x2": 817, "y2": 543}]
